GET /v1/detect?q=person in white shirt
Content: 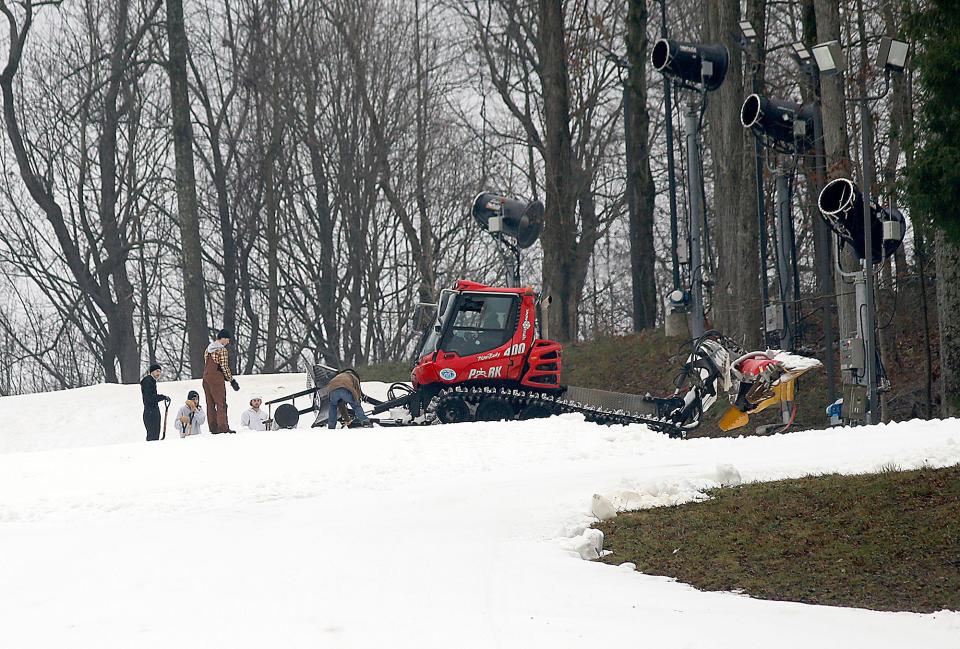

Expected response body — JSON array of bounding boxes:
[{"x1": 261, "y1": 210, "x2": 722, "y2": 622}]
[
  {"x1": 240, "y1": 396, "x2": 271, "y2": 431},
  {"x1": 175, "y1": 390, "x2": 207, "y2": 437}
]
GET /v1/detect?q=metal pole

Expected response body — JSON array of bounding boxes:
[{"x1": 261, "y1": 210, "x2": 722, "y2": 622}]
[
  {"x1": 660, "y1": 0, "x2": 681, "y2": 291},
  {"x1": 859, "y1": 96, "x2": 878, "y2": 424},
  {"x1": 775, "y1": 168, "x2": 793, "y2": 351},
  {"x1": 685, "y1": 101, "x2": 705, "y2": 339},
  {"x1": 499, "y1": 236, "x2": 519, "y2": 288},
  {"x1": 754, "y1": 135, "x2": 769, "y2": 345},
  {"x1": 811, "y1": 87, "x2": 837, "y2": 406}
]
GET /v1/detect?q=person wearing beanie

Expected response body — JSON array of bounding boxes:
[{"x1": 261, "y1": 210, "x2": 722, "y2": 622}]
[
  {"x1": 140, "y1": 364, "x2": 170, "y2": 441},
  {"x1": 202, "y1": 328, "x2": 239, "y2": 434},
  {"x1": 240, "y1": 395, "x2": 271, "y2": 431},
  {"x1": 175, "y1": 389, "x2": 207, "y2": 437}
]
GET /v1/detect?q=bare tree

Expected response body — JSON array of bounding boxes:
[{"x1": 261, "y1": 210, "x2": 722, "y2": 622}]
[
  {"x1": 166, "y1": 0, "x2": 210, "y2": 376},
  {"x1": 624, "y1": 0, "x2": 658, "y2": 330},
  {"x1": 0, "y1": 0, "x2": 162, "y2": 383}
]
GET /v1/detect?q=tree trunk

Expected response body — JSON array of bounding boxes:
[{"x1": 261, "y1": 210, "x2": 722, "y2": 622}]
[
  {"x1": 166, "y1": 0, "x2": 209, "y2": 377},
  {"x1": 262, "y1": 0, "x2": 283, "y2": 373},
  {"x1": 536, "y1": 0, "x2": 580, "y2": 342},
  {"x1": 935, "y1": 230, "x2": 960, "y2": 417},
  {"x1": 304, "y1": 118, "x2": 340, "y2": 366},
  {"x1": 704, "y1": 0, "x2": 761, "y2": 348},
  {"x1": 414, "y1": 0, "x2": 437, "y2": 302},
  {"x1": 915, "y1": 226, "x2": 934, "y2": 419},
  {"x1": 208, "y1": 130, "x2": 239, "y2": 373},
  {"x1": 624, "y1": 0, "x2": 657, "y2": 331},
  {"x1": 261, "y1": 117, "x2": 283, "y2": 372},
  {"x1": 813, "y1": 0, "x2": 857, "y2": 346},
  {"x1": 98, "y1": 0, "x2": 141, "y2": 383}
]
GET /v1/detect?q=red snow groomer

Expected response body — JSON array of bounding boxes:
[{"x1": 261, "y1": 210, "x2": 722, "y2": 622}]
[
  {"x1": 367, "y1": 277, "x2": 696, "y2": 437},
  {"x1": 366, "y1": 279, "x2": 818, "y2": 437}
]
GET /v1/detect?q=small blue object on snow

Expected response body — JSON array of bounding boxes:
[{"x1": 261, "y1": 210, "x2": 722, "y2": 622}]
[{"x1": 826, "y1": 399, "x2": 843, "y2": 426}]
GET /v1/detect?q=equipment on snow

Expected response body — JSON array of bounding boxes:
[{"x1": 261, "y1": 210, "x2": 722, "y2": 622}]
[
  {"x1": 273, "y1": 404, "x2": 299, "y2": 429},
  {"x1": 161, "y1": 398, "x2": 170, "y2": 441},
  {"x1": 266, "y1": 283, "x2": 820, "y2": 436},
  {"x1": 362, "y1": 283, "x2": 821, "y2": 437}
]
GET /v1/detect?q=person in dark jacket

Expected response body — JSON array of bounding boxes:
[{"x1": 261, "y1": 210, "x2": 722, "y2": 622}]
[
  {"x1": 203, "y1": 328, "x2": 239, "y2": 434},
  {"x1": 325, "y1": 369, "x2": 371, "y2": 429},
  {"x1": 140, "y1": 363, "x2": 170, "y2": 441}
]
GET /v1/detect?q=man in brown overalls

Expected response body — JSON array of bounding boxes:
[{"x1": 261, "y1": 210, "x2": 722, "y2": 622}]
[{"x1": 203, "y1": 328, "x2": 239, "y2": 434}]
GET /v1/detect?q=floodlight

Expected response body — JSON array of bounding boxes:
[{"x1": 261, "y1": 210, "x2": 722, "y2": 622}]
[
  {"x1": 651, "y1": 39, "x2": 729, "y2": 91},
  {"x1": 791, "y1": 42, "x2": 812, "y2": 63},
  {"x1": 740, "y1": 93, "x2": 816, "y2": 151},
  {"x1": 818, "y1": 178, "x2": 905, "y2": 263},
  {"x1": 812, "y1": 40, "x2": 847, "y2": 74},
  {"x1": 739, "y1": 20, "x2": 757, "y2": 41},
  {"x1": 472, "y1": 192, "x2": 543, "y2": 249},
  {"x1": 876, "y1": 37, "x2": 908, "y2": 73}
]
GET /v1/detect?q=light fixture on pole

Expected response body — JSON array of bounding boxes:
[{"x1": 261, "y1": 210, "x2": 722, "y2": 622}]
[
  {"x1": 811, "y1": 40, "x2": 847, "y2": 74},
  {"x1": 739, "y1": 20, "x2": 757, "y2": 42},
  {"x1": 876, "y1": 37, "x2": 909, "y2": 72},
  {"x1": 791, "y1": 42, "x2": 813, "y2": 65}
]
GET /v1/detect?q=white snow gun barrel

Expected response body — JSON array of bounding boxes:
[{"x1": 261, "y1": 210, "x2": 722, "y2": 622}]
[{"x1": 818, "y1": 178, "x2": 905, "y2": 264}]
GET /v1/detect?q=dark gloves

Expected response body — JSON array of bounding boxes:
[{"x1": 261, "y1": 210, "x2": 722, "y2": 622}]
[
  {"x1": 230, "y1": 379, "x2": 240, "y2": 392},
  {"x1": 162, "y1": 395, "x2": 171, "y2": 406}
]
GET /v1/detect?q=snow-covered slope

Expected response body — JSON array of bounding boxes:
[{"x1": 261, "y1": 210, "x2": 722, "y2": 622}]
[{"x1": 1, "y1": 376, "x2": 959, "y2": 648}]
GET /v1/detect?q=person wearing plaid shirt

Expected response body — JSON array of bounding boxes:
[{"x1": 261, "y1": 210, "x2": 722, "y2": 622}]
[{"x1": 202, "y1": 328, "x2": 239, "y2": 434}]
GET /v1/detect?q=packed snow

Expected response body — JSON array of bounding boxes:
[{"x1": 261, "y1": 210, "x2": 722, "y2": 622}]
[{"x1": 1, "y1": 373, "x2": 959, "y2": 648}]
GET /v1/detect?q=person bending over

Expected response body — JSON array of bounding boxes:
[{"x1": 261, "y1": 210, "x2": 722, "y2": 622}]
[{"x1": 326, "y1": 369, "x2": 371, "y2": 429}]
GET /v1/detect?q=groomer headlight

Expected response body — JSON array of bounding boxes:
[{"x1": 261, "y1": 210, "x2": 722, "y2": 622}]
[
  {"x1": 740, "y1": 93, "x2": 816, "y2": 152},
  {"x1": 651, "y1": 38, "x2": 729, "y2": 91}
]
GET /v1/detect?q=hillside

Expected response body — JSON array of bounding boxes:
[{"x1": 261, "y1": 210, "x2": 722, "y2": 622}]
[
  {"x1": 3, "y1": 376, "x2": 958, "y2": 647},
  {"x1": 598, "y1": 464, "x2": 960, "y2": 613}
]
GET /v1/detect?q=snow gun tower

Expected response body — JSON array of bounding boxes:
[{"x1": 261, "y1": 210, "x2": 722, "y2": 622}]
[
  {"x1": 740, "y1": 93, "x2": 817, "y2": 353},
  {"x1": 818, "y1": 178, "x2": 904, "y2": 424},
  {"x1": 651, "y1": 37, "x2": 728, "y2": 340},
  {"x1": 471, "y1": 192, "x2": 544, "y2": 288}
]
